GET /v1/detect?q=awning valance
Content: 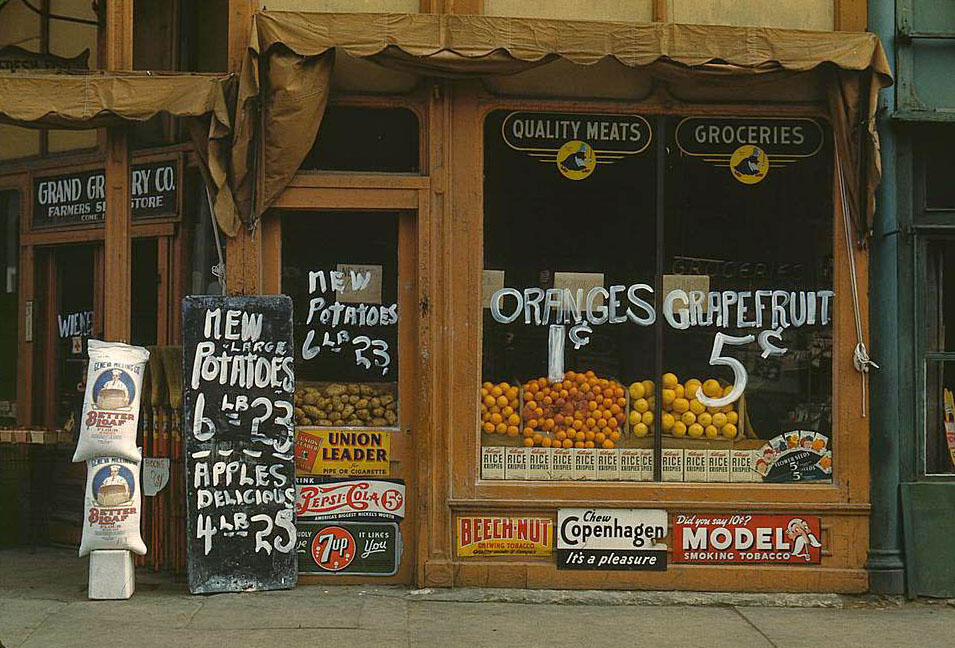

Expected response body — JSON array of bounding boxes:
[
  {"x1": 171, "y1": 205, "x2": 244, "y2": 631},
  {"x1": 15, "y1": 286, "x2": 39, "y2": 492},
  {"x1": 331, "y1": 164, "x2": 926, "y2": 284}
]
[
  {"x1": 231, "y1": 12, "x2": 892, "y2": 242},
  {"x1": 0, "y1": 71, "x2": 240, "y2": 236}
]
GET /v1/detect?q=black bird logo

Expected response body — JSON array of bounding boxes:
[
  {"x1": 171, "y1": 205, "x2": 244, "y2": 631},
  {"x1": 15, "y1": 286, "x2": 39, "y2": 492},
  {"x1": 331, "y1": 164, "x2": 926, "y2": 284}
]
[
  {"x1": 559, "y1": 143, "x2": 591, "y2": 173},
  {"x1": 733, "y1": 147, "x2": 765, "y2": 176}
]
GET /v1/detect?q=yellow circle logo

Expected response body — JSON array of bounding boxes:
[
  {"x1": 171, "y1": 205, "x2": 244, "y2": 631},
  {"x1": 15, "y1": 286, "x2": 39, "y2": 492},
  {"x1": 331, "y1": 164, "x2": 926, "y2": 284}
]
[
  {"x1": 730, "y1": 145, "x2": 769, "y2": 184},
  {"x1": 557, "y1": 140, "x2": 596, "y2": 180}
]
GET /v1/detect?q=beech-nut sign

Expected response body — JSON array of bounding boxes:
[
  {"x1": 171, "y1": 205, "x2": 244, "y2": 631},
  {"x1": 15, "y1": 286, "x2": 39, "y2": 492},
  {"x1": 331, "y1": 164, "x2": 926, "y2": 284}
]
[
  {"x1": 675, "y1": 117, "x2": 824, "y2": 185},
  {"x1": 502, "y1": 112, "x2": 652, "y2": 181}
]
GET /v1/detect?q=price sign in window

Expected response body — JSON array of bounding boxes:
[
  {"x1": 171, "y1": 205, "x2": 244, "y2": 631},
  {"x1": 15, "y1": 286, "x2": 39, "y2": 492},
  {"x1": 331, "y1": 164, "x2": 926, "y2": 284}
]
[
  {"x1": 923, "y1": 240, "x2": 955, "y2": 475},
  {"x1": 283, "y1": 212, "x2": 399, "y2": 429}
]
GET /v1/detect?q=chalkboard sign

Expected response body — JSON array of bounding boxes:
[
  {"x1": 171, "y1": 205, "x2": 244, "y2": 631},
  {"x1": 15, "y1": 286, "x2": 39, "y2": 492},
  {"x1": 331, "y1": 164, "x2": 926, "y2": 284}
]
[
  {"x1": 33, "y1": 160, "x2": 178, "y2": 229},
  {"x1": 183, "y1": 295, "x2": 297, "y2": 594}
]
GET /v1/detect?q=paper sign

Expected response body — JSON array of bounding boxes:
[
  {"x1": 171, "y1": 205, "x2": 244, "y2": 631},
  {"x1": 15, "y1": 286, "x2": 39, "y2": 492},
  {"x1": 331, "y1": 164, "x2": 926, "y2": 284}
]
[
  {"x1": 336, "y1": 264, "x2": 383, "y2": 304},
  {"x1": 557, "y1": 508, "x2": 667, "y2": 570},
  {"x1": 295, "y1": 428, "x2": 391, "y2": 477},
  {"x1": 142, "y1": 458, "x2": 170, "y2": 496},
  {"x1": 554, "y1": 272, "x2": 605, "y2": 309},
  {"x1": 662, "y1": 274, "x2": 711, "y2": 313},
  {"x1": 482, "y1": 270, "x2": 505, "y2": 309},
  {"x1": 672, "y1": 514, "x2": 822, "y2": 564},
  {"x1": 456, "y1": 516, "x2": 553, "y2": 557}
]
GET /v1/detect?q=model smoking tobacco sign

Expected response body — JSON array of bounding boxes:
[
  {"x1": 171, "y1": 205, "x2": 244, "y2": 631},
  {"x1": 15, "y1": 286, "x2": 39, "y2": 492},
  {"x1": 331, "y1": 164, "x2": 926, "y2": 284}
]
[
  {"x1": 502, "y1": 112, "x2": 651, "y2": 181},
  {"x1": 183, "y1": 296, "x2": 297, "y2": 594},
  {"x1": 672, "y1": 514, "x2": 822, "y2": 564},
  {"x1": 675, "y1": 117, "x2": 824, "y2": 185},
  {"x1": 557, "y1": 508, "x2": 667, "y2": 570}
]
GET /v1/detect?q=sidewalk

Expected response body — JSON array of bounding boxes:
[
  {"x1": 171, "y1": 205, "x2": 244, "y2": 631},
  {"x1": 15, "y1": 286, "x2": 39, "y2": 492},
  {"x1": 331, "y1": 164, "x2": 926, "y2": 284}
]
[{"x1": 1, "y1": 548, "x2": 953, "y2": 648}]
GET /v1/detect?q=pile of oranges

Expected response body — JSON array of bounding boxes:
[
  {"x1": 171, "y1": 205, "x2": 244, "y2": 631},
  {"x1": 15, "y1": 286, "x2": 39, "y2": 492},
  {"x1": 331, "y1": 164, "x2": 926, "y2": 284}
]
[
  {"x1": 521, "y1": 371, "x2": 627, "y2": 449},
  {"x1": 647, "y1": 373, "x2": 740, "y2": 439},
  {"x1": 480, "y1": 382, "x2": 521, "y2": 437}
]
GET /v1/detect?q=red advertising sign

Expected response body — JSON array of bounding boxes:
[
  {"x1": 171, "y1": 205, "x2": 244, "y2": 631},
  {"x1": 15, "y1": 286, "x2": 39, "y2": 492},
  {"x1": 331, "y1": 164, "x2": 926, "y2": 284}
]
[
  {"x1": 672, "y1": 514, "x2": 822, "y2": 565},
  {"x1": 296, "y1": 477, "x2": 405, "y2": 522}
]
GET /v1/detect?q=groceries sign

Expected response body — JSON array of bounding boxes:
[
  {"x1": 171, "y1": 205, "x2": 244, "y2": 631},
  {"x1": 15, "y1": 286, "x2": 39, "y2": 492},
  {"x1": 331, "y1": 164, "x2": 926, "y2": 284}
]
[
  {"x1": 33, "y1": 160, "x2": 178, "y2": 228},
  {"x1": 675, "y1": 117, "x2": 824, "y2": 185},
  {"x1": 502, "y1": 111, "x2": 651, "y2": 181},
  {"x1": 672, "y1": 514, "x2": 823, "y2": 564}
]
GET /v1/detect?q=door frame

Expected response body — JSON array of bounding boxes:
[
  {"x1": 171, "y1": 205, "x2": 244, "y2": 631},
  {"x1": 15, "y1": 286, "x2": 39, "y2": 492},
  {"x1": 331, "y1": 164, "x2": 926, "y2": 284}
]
[{"x1": 268, "y1": 171, "x2": 426, "y2": 584}]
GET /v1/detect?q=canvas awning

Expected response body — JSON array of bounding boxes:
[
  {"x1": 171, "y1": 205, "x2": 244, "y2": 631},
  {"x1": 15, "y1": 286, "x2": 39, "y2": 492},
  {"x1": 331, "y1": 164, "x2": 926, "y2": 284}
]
[
  {"x1": 231, "y1": 11, "x2": 892, "y2": 242},
  {"x1": 0, "y1": 71, "x2": 240, "y2": 235}
]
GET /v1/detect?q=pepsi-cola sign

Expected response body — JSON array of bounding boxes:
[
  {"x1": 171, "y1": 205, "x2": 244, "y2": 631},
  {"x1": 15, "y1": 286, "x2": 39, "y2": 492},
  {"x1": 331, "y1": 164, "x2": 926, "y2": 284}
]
[{"x1": 295, "y1": 477, "x2": 405, "y2": 522}]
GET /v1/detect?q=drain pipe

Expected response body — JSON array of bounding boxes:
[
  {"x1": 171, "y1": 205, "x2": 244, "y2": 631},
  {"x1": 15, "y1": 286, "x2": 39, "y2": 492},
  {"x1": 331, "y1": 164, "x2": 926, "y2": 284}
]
[{"x1": 866, "y1": 0, "x2": 905, "y2": 594}]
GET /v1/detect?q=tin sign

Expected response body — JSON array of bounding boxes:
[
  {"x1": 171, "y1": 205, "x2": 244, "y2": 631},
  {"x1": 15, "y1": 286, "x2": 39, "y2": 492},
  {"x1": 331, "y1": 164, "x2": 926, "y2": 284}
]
[
  {"x1": 295, "y1": 428, "x2": 390, "y2": 477},
  {"x1": 296, "y1": 477, "x2": 405, "y2": 522},
  {"x1": 556, "y1": 508, "x2": 667, "y2": 570},
  {"x1": 671, "y1": 514, "x2": 822, "y2": 565},
  {"x1": 456, "y1": 516, "x2": 553, "y2": 557},
  {"x1": 296, "y1": 521, "x2": 401, "y2": 575}
]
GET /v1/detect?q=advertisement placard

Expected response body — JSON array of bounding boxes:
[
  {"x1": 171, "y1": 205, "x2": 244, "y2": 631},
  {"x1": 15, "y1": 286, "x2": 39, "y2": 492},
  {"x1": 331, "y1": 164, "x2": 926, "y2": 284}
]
[
  {"x1": 556, "y1": 508, "x2": 667, "y2": 570},
  {"x1": 671, "y1": 514, "x2": 823, "y2": 564},
  {"x1": 295, "y1": 477, "x2": 405, "y2": 522},
  {"x1": 295, "y1": 428, "x2": 390, "y2": 477},
  {"x1": 297, "y1": 521, "x2": 401, "y2": 575},
  {"x1": 456, "y1": 516, "x2": 553, "y2": 557}
]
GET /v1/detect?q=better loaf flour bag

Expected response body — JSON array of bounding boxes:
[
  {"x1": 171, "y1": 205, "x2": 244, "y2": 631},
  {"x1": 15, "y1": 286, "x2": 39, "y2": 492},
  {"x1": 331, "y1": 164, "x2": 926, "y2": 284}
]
[
  {"x1": 80, "y1": 455, "x2": 147, "y2": 557},
  {"x1": 73, "y1": 340, "x2": 149, "y2": 462}
]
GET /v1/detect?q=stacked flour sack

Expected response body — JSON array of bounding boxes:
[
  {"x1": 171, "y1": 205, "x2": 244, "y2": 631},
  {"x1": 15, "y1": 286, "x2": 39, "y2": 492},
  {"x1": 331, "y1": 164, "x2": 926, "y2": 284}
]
[{"x1": 73, "y1": 340, "x2": 150, "y2": 558}]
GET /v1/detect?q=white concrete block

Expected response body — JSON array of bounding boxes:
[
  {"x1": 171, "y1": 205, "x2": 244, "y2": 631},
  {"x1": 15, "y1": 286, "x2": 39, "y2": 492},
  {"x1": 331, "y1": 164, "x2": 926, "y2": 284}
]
[{"x1": 88, "y1": 550, "x2": 135, "y2": 600}]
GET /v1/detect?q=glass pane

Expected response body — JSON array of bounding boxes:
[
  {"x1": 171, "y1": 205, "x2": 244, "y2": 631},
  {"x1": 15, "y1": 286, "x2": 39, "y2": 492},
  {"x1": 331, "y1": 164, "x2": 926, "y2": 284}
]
[
  {"x1": 130, "y1": 238, "x2": 158, "y2": 347},
  {"x1": 925, "y1": 359, "x2": 955, "y2": 475},
  {"x1": 282, "y1": 211, "x2": 400, "y2": 429},
  {"x1": 0, "y1": 192, "x2": 19, "y2": 425},
  {"x1": 480, "y1": 110, "x2": 657, "y2": 481},
  {"x1": 662, "y1": 117, "x2": 833, "y2": 484},
  {"x1": 922, "y1": 128, "x2": 955, "y2": 210},
  {"x1": 301, "y1": 107, "x2": 420, "y2": 173},
  {"x1": 53, "y1": 245, "x2": 97, "y2": 431},
  {"x1": 925, "y1": 239, "x2": 955, "y2": 353}
]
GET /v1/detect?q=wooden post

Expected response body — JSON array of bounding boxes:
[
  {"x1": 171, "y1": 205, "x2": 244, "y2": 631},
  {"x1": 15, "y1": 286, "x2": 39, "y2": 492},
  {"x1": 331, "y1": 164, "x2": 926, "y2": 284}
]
[
  {"x1": 103, "y1": 0, "x2": 133, "y2": 342},
  {"x1": 225, "y1": 0, "x2": 260, "y2": 296}
]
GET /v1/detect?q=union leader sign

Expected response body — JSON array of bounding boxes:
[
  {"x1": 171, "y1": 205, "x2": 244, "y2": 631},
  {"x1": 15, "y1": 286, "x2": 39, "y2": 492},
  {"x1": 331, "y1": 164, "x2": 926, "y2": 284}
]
[{"x1": 671, "y1": 513, "x2": 822, "y2": 564}]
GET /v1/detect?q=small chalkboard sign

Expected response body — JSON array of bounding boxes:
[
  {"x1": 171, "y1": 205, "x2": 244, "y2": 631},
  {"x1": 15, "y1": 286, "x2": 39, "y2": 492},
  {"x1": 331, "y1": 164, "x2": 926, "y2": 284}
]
[{"x1": 183, "y1": 295, "x2": 297, "y2": 594}]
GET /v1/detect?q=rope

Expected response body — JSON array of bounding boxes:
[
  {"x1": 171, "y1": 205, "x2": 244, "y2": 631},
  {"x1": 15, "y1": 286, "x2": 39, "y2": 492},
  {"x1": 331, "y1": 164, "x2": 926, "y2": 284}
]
[
  {"x1": 836, "y1": 153, "x2": 878, "y2": 417},
  {"x1": 203, "y1": 186, "x2": 227, "y2": 295}
]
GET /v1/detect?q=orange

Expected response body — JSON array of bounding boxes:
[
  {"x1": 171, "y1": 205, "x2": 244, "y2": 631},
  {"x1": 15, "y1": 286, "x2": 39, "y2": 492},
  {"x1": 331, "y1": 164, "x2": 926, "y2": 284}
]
[
  {"x1": 574, "y1": 441, "x2": 585, "y2": 449},
  {"x1": 483, "y1": 422, "x2": 495, "y2": 434},
  {"x1": 609, "y1": 430, "x2": 621, "y2": 442},
  {"x1": 585, "y1": 430, "x2": 596, "y2": 442},
  {"x1": 507, "y1": 414, "x2": 521, "y2": 426},
  {"x1": 506, "y1": 387, "x2": 519, "y2": 401},
  {"x1": 483, "y1": 395, "x2": 496, "y2": 407},
  {"x1": 533, "y1": 433, "x2": 543, "y2": 445},
  {"x1": 594, "y1": 432, "x2": 606, "y2": 444},
  {"x1": 495, "y1": 423, "x2": 507, "y2": 434},
  {"x1": 522, "y1": 437, "x2": 534, "y2": 447},
  {"x1": 597, "y1": 418, "x2": 608, "y2": 429},
  {"x1": 523, "y1": 427, "x2": 534, "y2": 437},
  {"x1": 602, "y1": 439, "x2": 615, "y2": 449},
  {"x1": 491, "y1": 386, "x2": 503, "y2": 398},
  {"x1": 585, "y1": 441, "x2": 595, "y2": 449},
  {"x1": 496, "y1": 395, "x2": 509, "y2": 408},
  {"x1": 541, "y1": 437, "x2": 553, "y2": 448},
  {"x1": 575, "y1": 431, "x2": 586, "y2": 442},
  {"x1": 555, "y1": 430, "x2": 567, "y2": 441},
  {"x1": 528, "y1": 418, "x2": 539, "y2": 429},
  {"x1": 586, "y1": 417, "x2": 597, "y2": 429},
  {"x1": 572, "y1": 419, "x2": 583, "y2": 430},
  {"x1": 607, "y1": 417, "x2": 619, "y2": 429},
  {"x1": 506, "y1": 425, "x2": 519, "y2": 437},
  {"x1": 502, "y1": 406, "x2": 514, "y2": 417},
  {"x1": 562, "y1": 438, "x2": 573, "y2": 449},
  {"x1": 490, "y1": 413, "x2": 503, "y2": 425}
]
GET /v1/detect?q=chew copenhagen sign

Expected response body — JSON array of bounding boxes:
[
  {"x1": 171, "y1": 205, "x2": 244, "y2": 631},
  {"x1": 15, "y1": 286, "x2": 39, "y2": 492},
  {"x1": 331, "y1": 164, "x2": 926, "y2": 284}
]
[
  {"x1": 33, "y1": 161, "x2": 178, "y2": 228},
  {"x1": 183, "y1": 295, "x2": 297, "y2": 594}
]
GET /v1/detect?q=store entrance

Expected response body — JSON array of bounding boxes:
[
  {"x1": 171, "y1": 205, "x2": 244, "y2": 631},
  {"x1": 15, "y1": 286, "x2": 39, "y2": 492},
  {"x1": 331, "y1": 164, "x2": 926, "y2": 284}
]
[{"x1": 281, "y1": 209, "x2": 417, "y2": 584}]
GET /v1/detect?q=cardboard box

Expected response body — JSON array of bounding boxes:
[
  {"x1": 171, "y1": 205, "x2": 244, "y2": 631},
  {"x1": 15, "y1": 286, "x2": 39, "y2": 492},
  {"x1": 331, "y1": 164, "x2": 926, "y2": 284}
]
[
  {"x1": 595, "y1": 448, "x2": 619, "y2": 481},
  {"x1": 572, "y1": 448, "x2": 597, "y2": 481},
  {"x1": 730, "y1": 449, "x2": 755, "y2": 483},
  {"x1": 618, "y1": 448, "x2": 642, "y2": 481},
  {"x1": 706, "y1": 449, "x2": 731, "y2": 482},
  {"x1": 526, "y1": 447, "x2": 552, "y2": 481},
  {"x1": 505, "y1": 447, "x2": 528, "y2": 480},
  {"x1": 639, "y1": 448, "x2": 655, "y2": 481},
  {"x1": 481, "y1": 446, "x2": 505, "y2": 480},
  {"x1": 662, "y1": 448, "x2": 684, "y2": 482},
  {"x1": 551, "y1": 447, "x2": 575, "y2": 480},
  {"x1": 684, "y1": 449, "x2": 708, "y2": 482}
]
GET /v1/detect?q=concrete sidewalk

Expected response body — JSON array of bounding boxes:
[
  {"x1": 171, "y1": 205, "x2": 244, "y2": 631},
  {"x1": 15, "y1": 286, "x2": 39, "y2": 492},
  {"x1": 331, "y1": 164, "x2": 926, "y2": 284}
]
[{"x1": 1, "y1": 549, "x2": 953, "y2": 648}]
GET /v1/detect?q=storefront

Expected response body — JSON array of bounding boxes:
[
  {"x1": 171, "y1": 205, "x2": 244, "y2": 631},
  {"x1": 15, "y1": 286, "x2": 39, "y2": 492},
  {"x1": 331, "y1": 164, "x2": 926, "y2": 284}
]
[{"x1": 226, "y1": 12, "x2": 890, "y2": 591}]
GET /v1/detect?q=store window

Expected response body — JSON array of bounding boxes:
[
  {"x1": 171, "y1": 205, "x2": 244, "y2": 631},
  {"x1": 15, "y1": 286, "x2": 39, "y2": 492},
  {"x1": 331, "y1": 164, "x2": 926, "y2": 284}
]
[
  {"x1": 282, "y1": 212, "x2": 400, "y2": 429},
  {"x1": 300, "y1": 107, "x2": 420, "y2": 173},
  {"x1": 922, "y1": 130, "x2": 955, "y2": 210},
  {"x1": 0, "y1": 191, "x2": 19, "y2": 427},
  {"x1": 922, "y1": 240, "x2": 955, "y2": 475},
  {"x1": 480, "y1": 110, "x2": 833, "y2": 484}
]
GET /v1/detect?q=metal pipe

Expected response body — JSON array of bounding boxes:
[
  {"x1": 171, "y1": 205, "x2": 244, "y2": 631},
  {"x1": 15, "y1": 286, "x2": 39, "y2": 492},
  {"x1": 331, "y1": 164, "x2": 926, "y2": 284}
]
[{"x1": 867, "y1": 0, "x2": 906, "y2": 595}]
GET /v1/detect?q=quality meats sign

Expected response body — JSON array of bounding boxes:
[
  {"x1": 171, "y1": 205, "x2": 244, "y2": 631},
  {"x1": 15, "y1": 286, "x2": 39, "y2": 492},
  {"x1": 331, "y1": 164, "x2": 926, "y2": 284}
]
[
  {"x1": 557, "y1": 508, "x2": 667, "y2": 571},
  {"x1": 456, "y1": 516, "x2": 553, "y2": 557},
  {"x1": 296, "y1": 477, "x2": 405, "y2": 522},
  {"x1": 672, "y1": 514, "x2": 823, "y2": 565},
  {"x1": 297, "y1": 521, "x2": 401, "y2": 576}
]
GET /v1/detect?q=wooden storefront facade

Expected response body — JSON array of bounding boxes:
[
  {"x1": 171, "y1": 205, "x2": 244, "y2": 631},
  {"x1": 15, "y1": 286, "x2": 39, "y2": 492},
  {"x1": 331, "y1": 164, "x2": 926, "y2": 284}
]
[{"x1": 0, "y1": 2, "x2": 888, "y2": 592}]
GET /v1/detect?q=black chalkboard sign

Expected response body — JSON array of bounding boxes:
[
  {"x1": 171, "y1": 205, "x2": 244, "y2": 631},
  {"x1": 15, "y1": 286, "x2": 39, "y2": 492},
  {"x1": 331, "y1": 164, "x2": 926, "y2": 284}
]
[{"x1": 183, "y1": 295, "x2": 297, "y2": 594}]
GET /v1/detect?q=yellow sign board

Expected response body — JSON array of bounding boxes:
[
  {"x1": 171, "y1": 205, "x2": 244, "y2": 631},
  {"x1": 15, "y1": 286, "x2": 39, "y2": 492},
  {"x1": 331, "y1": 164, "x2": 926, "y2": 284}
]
[
  {"x1": 456, "y1": 516, "x2": 553, "y2": 557},
  {"x1": 295, "y1": 428, "x2": 391, "y2": 477}
]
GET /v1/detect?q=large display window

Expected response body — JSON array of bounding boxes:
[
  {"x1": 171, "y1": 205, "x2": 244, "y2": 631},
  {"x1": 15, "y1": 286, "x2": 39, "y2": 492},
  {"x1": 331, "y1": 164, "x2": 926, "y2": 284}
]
[{"x1": 480, "y1": 110, "x2": 834, "y2": 484}]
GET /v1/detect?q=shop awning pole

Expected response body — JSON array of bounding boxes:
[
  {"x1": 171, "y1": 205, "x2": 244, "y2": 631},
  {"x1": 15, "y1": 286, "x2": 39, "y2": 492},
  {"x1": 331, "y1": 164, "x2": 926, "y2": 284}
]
[{"x1": 103, "y1": 0, "x2": 133, "y2": 343}]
